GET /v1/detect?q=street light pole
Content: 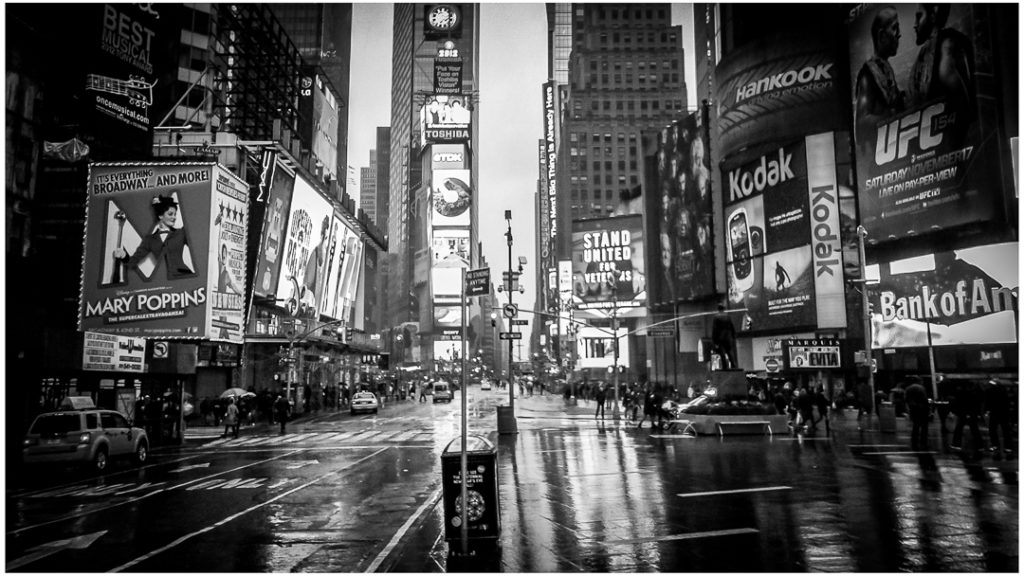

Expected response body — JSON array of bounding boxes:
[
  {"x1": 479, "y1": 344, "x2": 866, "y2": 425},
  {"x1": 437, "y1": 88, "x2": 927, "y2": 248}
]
[
  {"x1": 505, "y1": 211, "x2": 515, "y2": 413},
  {"x1": 857, "y1": 226, "x2": 876, "y2": 417}
]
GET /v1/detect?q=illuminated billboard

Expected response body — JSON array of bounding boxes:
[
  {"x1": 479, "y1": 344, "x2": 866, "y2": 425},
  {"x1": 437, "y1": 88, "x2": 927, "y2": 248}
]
[
  {"x1": 648, "y1": 109, "x2": 714, "y2": 305},
  {"x1": 723, "y1": 135, "x2": 854, "y2": 333},
  {"x1": 420, "y1": 94, "x2": 472, "y2": 145},
  {"x1": 431, "y1": 169, "x2": 472, "y2": 227},
  {"x1": 847, "y1": 4, "x2": 1001, "y2": 241},
  {"x1": 575, "y1": 326, "x2": 629, "y2": 369},
  {"x1": 79, "y1": 162, "x2": 249, "y2": 342},
  {"x1": 432, "y1": 229, "x2": 470, "y2": 300},
  {"x1": 274, "y1": 174, "x2": 334, "y2": 319},
  {"x1": 570, "y1": 215, "x2": 646, "y2": 311},
  {"x1": 866, "y1": 243, "x2": 1018, "y2": 348},
  {"x1": 298, "y1": 69, "x2": 340, "y2": 183},
  {"x1": 253, "y1": 160, "x2": 295, "y2": 298}
]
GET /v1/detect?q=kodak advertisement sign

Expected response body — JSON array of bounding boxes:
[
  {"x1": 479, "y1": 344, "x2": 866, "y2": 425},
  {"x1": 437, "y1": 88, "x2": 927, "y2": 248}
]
[{"x1": 79, "y1": 162, "x2": 249, "y2": 342}]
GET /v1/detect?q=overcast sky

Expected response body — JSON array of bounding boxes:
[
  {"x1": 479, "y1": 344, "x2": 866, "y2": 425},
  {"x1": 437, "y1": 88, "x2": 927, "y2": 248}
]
[{"x1": 348, "y1": 4, "x2": 695, "y2": 354}]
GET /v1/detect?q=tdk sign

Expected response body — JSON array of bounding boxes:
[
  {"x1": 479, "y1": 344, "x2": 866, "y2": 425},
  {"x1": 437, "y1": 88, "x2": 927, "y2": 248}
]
[{"x1": 728, "y1": 147, "x2": 794, "y2": 202}]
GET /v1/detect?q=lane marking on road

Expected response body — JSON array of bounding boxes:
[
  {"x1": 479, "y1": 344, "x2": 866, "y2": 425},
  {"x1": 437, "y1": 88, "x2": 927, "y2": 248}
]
[
  {"x1": 567, "y1": 470, "x2": 656, "y2": 478},
  {"x1": 847, "y1": 444, "x2": 907, "y2": 448},
  {"x1": 7, "y1": 450, "x2": 303, "y2": 536},
  {"x1": 110, "y1": 447, "x2": 389, "y2": 573},
  {"x1": 536, "y1": 449, "x2": 569, "y2": 453},
  {"x1": 860, "y1": 451, "x2": 938, "y2": 456},
  {"x1": 365, "y1": 486, "x2": 443, "y2": 573},
  {"x1": 601, "y1": 527, "x2": 759, "y2": 545},
  {"x1": 677, "y1": 486, "x2": 792, "y2": 498},
  {"x1": 649, "y1": 435, "x2": 697, "y2": 439},
  {"x1": 774, "y1": 437, "x2": 831, "y2": 441},
  {"x1": 8, "y1": 455, "x2": 201, "y2": 499}
]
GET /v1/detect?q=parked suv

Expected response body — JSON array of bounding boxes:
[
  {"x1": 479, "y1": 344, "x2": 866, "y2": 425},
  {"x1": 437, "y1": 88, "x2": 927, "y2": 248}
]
[{"x1": 22, "y1": 400, "x2": 149, "y2": 472}]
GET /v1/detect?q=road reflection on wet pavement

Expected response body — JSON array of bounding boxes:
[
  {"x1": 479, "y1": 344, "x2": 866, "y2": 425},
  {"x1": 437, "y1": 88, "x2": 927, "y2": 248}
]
[{"x1": 394, "y1": 399, "x2": 1017, "y2": 573}]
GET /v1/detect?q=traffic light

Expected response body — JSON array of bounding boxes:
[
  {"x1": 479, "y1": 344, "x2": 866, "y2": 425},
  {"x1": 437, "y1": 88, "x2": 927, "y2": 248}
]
[{"x1": 345, "y1": 327, "x2": 354, "y2": 341}]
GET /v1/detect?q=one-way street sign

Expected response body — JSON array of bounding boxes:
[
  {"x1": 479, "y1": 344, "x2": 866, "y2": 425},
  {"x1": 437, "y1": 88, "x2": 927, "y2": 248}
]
[
  {"x1": 499, "y1": 332, "x2": 522, "y2": 340},
  {"x1": 511, "y1": 319, "x2": 528, "y2": 326}
]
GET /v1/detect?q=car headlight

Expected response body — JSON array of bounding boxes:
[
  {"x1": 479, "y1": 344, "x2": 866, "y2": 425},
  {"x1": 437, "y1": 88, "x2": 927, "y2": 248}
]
[
  {"x1": 78, "y1": 432, "x2": 92, "y2": 445},
  {"x1": 23, "y1": 438, "x2": 37, "y2": 446}
]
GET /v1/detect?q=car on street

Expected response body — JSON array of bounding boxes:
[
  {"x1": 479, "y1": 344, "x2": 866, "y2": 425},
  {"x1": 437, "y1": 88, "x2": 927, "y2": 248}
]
[
  {"x1": 481, "y1": 378, "x2": 493, "y2": 391},
  {"x1": 350, "y1": 391, "x2": 380, "y2": 415},
  {"x1": 433, "y1": 381, "x2": 453, "y2": 403},
  {"x1": 22, "y1": 398, "x2": 149, "y2": 472}
]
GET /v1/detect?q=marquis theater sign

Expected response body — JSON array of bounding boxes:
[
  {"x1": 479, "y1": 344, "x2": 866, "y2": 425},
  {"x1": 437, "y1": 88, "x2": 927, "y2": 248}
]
[{"x1": 79, "y1": 162, "x2": 249, "y2": 342}]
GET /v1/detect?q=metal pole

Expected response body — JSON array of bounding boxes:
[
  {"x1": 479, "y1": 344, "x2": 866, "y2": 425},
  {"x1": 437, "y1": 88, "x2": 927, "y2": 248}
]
[
  {"x1": 857, "y1": 226, "x2": 876, "y2": 416},
  {"x1": 459, "y1": 268, "x2": 469, "y2": 554},
  {"x1": 612, "y1": 305, "x2": 620, "y2": 419},
  {"x1": 926, "y1": 320, "x2": 938, "y2": 400},
  {"x1": 506, "y1": 216, "x2": 515, "y2": 412}
]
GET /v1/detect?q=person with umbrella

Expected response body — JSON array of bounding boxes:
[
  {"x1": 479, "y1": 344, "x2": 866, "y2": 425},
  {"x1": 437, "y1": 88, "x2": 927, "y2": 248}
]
[{"x1": 223, "y1": 397, "x2": 240, "y2": 439}]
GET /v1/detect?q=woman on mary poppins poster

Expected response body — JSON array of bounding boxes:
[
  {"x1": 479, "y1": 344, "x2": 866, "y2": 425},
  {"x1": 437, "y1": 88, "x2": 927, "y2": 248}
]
[{"x1": 113, "y1": 193, "x2": 196, "y2": 280}]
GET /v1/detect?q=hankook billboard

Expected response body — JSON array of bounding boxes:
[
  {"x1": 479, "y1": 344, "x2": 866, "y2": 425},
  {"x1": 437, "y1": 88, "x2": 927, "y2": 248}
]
[
  {"x1": 79, "y1": 162, "x2": 249, "y2": 342},
  {"x1": 848, "y1": 4, "x2": 1001, "y2": 241}
]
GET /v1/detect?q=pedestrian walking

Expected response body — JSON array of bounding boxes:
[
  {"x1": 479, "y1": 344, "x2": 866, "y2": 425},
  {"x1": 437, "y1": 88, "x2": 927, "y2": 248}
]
[
  {"x1": 905, "y1": 380, "x2": 929, "y2": 449},
  {"x1": 857, "y1": 380, "x2": 873, "y2": 420},
  {"x1": 637, "y1": 387, "x2": 659, "y2": 429},
  {"x1": 223, "y1": 398, "x2": 240, "y2": 439},
  {"x1": 274, "y1": 394, "x2": 290, "y2": 435},
  {"x1": 796, "y1": 388, "x2": 815, "y2": 433},
  {"x1": 984, "y1": 380, "x2": 1013, "y2": 460},
  {"x1": 951, "y1": 380, "x2": 984, "y2": 454},
  {"x1": 594, "y1": 385, "x2": 606, "y2": 419},
  {"x1": 813, "y1": 386, "x2": 832, "y2": 435}
]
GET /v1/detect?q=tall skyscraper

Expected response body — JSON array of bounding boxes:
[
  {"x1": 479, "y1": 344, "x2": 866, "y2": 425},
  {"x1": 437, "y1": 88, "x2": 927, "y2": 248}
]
[
  {"x1": 388, "y1": 3, "x2": 480, "y2": 367},
  {"x1": 375, "y1": 126, "x2": 392, "y2": 232},
  {"x1": 360, "y1": 150, "x2": 378, "y2": 223},
  {"x1": 269, "y1": 4, "x2": 353, "y2": 194},
  {"x1": 553, "y1": 4, "x2": 688, "y2": 382}
]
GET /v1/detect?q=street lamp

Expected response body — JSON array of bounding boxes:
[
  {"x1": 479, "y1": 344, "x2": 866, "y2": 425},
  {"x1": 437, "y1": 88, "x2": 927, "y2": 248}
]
[{"x1": 504, "y1": 210, "x2": 516, "y2": 413}]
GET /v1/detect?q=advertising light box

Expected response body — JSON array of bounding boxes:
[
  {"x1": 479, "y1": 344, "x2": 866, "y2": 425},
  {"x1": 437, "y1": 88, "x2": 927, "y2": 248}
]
[
  {"x1": 420, "y1": 94, "x2": 472, "y2": 146},
  {"x1": 648, "y1": 109, "x2": 715, "y2": 304},
  {"x1": 253, "y1": 160, "x2": 295, "y2": 298},
  {"x1": 431, "y1": 169, "x2": 472, "y2": 227},
  {"x1": 575, "y1": 326, "x2": 629, "y2": 369},
  {"x1": 866, "y1": 242, "x2": 1018, "y2": 348},
  {"x1": 79, "y1": 162, "x2": 249, "y2": 342},
  {"x1": 847, "y1": 4, "x2": 1002, "y2": 241},
  {"x1": 571, "y1": 215, "x2": 646, "y2": 311},
  {"x1": 274, "y1": 174, "x2": 334, "y2": 319}
]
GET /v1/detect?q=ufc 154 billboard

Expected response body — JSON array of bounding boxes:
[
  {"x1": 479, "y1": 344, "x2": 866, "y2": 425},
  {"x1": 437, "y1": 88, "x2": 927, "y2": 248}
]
[
  {"x1": 847, "y1": 4, "x2": 1002, "y2": 241},
  {"x1": 79, "y1": 162, "x2": 249, "y2": 342}
]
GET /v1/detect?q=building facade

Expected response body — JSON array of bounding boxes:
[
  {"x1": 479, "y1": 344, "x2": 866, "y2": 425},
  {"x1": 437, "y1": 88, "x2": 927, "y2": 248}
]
[{"x1": 552, "y1": 3, "x2": 689, "y2": 384}]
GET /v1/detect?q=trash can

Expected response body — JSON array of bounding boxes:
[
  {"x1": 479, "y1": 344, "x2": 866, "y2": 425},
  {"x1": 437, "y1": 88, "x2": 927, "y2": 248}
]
[
  {"x1": 441, "y1": 435, "x2": 501, "y2": 542},
  {"x1": 878, "y1": 401, "x2": 897, "y2": 433}
]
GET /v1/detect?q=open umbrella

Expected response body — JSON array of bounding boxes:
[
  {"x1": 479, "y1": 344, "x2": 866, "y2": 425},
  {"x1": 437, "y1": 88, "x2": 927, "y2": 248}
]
[{"x1": 220, "y1": 387, "x2": 255, "y2": 399}]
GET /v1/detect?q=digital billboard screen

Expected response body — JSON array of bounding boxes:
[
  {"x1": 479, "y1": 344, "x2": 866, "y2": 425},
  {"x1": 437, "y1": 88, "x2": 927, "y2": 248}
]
[
  {"x1": 847, "y1": 4, "x2": 1001, "y2": 240},
  {"x1": 571, "y1": 215, "x2": 646, "y2": 311},
  {"x1": 648, "y1": 109, "x2": 714, "y2": 304},
  {"x1": 866, "y1": 242, "x2": 1018, "y2": 348},
  {"x1": 431, "y1": 169, "x2": 472, "y2": 227},
  {"x1": 419, "y1": 94, "x2": 472, "y2": 145}
]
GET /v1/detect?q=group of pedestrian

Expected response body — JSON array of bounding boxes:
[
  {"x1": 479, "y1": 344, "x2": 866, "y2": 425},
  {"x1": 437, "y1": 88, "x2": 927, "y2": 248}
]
[{"x1": 773, "y1": 383, "x2": 831, "y2": 435}]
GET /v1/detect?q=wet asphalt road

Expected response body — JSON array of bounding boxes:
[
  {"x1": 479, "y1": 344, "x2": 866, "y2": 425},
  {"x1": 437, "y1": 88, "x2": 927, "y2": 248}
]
[{"x1": 5, "y1": 389, "x2": 1019, "y2": 572}]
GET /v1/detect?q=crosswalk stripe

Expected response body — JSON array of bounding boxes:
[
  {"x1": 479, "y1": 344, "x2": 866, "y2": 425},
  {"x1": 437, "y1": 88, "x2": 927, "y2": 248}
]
[
  {"x1": 348, "y1": 431, "x2": 377, "y2": 441},
  {"x1": 312, "y1": 432, "x2": 344, "y2": 443},
  {"x1": 280, "y1": 433, "x2": 318, "y2": 444},
  {"x1": 390, "y1": 431, "x2": 420, "y2": 442}
]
